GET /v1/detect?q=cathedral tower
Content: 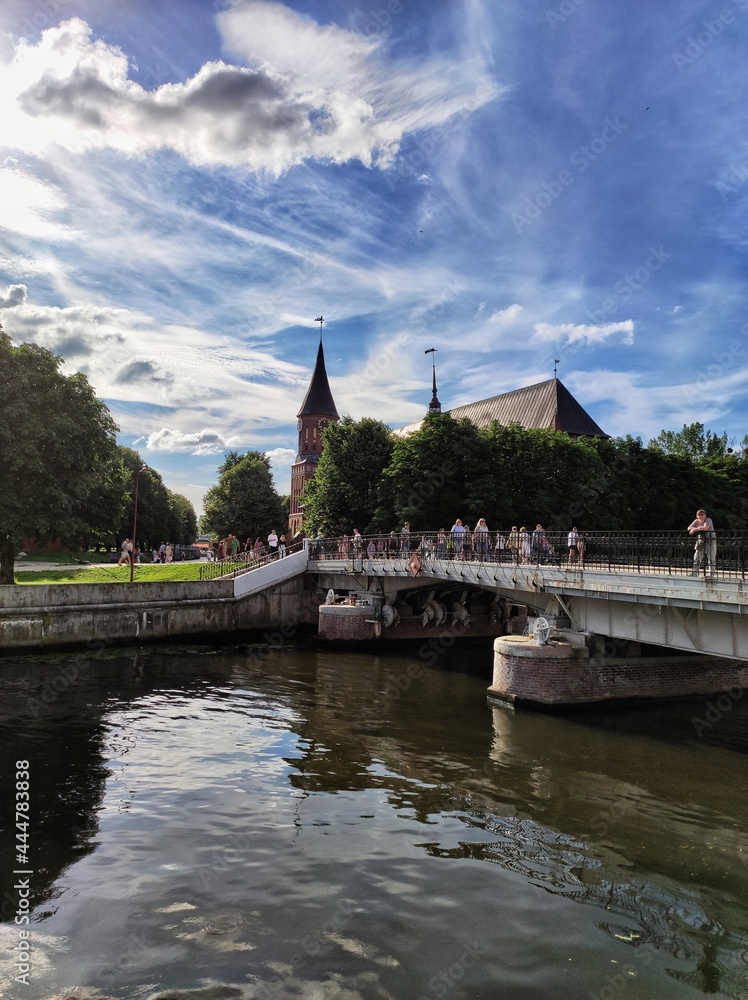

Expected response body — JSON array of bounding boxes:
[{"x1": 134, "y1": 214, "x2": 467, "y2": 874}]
[{"x1": 288, "y1": 339, "x2": 339, "y2": 535}]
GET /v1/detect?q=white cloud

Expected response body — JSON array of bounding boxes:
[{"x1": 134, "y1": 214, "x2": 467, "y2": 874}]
[
  {"x1": 0, "y1": 10, "x2": 497, "y2": 174},
  {"x1": 488, "y1": 303, "x2": 523, "y2": 326},
  {"x1": 265, "y1": 445, "x2": 296, "y2": 494},
  {"x1": 134, "y1": 428, "x2": 242, "y2": 456},
  {"x1": 533, "y1": 320, "x2": 635, "y2": 346}
]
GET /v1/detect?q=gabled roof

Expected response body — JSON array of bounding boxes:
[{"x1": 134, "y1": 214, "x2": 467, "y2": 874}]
[
  {"x1": 396, "y1": 378, "x2": 608, "y2": 438},
  {"x1": 297, "y1": 341, "x2": 339, "y2": 419}
]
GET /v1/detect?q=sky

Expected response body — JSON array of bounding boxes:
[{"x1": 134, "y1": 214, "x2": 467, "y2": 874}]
[{"x1": 1, "y1": 0, "x2": 747, "y2": 516}]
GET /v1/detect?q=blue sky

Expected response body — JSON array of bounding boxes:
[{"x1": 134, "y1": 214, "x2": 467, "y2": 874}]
[{"x1": 1, "y1": 0, "x2": 747, "y2": 515}]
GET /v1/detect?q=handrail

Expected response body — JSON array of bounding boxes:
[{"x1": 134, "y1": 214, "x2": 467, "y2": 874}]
[
  {"x1": 306, "y1": 529, "x2": 737, "y2": 580},
  {"x1": 199, "y1": 541, "x2": 305, "y2": 581}
]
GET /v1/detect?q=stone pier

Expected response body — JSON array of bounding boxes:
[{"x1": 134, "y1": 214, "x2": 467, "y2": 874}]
[{"x1": 488, "y1": 633, "x2": 748, "y2": 707}]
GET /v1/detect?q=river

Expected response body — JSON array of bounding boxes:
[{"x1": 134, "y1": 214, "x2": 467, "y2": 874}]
[{"x1": 0, "y1": 639, "x2": 747, "y2": 999}]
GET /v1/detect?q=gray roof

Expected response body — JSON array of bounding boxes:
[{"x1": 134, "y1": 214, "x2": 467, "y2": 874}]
[
  {"x1": 297, "y1": 341, "x2": 339, "y2": 419},
  {"x1": 396, "y1": 378, "x2": 608, "y2": 438}
]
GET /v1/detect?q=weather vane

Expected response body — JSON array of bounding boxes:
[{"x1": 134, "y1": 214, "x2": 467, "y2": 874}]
[
  {"x1": 314, "y1": 316, "x2": 324, "y2": 342},
  {"x1": 554, "y1": 357, "x2": 560, "y2": 377}
]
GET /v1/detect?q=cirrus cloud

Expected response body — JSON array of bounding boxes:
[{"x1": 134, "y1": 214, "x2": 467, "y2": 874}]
[{"x1": 533, "y1": 320, "x2": 635, "y2": 346}]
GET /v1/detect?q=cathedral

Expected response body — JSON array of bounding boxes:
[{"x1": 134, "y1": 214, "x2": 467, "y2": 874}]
[{"x1": 288, "y1": 342, "x2": 607, "y2": 532}]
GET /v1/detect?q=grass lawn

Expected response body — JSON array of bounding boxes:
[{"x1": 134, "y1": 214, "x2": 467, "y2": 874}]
[{"x1": 15, "y1": 563, "x2": 208, "y2": 585}]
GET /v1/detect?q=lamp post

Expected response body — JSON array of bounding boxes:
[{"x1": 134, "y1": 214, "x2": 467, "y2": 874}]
[{"x1": 130, "y1": 464, "x2": 150, "y2": 583}]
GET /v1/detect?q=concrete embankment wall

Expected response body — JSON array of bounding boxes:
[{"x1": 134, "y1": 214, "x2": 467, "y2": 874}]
[{"x1": 0, "y1": 576, "x2": 319, "y2": 651}]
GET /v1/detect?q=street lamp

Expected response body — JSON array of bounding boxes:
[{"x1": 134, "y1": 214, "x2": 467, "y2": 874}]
[{"x1": 130, "y1": 464, "x2": 150, "y2": 583}]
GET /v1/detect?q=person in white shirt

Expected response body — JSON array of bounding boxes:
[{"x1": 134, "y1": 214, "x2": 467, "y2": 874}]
[
  {"x1": 267, "y1": 529, "x2": 279, "y2": 558},
  {"x1": 567, "y1": 527, "x2": 579, "y2": 564}
]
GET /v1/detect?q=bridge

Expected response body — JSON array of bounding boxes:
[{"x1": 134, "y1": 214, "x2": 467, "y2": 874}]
[
  {"x1": 3, "y1": 531, "x2": 746, "y2": 705},
  {"x1": 198, "y1": 529, "x2": 748, "y2": 661}
]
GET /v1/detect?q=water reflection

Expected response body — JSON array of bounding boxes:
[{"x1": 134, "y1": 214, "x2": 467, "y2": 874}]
[{"x1": 0, "y1": 643, "x2": 746, "y2": 999}]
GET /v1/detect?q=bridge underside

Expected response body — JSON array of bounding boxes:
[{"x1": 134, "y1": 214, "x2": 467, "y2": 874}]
[{"x1": 312, "y1": 557, "x2": 748, "y2": 661}]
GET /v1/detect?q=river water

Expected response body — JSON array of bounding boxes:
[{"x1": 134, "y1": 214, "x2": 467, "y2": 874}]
[{"x1": 0, "y1": 639, "x2": 747, "y2": 1000}]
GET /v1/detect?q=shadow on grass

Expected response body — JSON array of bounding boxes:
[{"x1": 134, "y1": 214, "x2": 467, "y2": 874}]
[{"x1": 15, "y1": 564, "x2": 206, "y2": 585}]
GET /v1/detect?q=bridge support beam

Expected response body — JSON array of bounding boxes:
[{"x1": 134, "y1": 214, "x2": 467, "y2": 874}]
[{"x1": 488, "y1": 634, "x2": 748, "y2": 708}]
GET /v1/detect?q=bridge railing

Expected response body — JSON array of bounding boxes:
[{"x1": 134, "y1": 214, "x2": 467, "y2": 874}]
[
  {"x1": 198, "y1": 540, "x2": 305, "y2": 581},
  {"x1": 308, "y1": 530, "x2": 746, "y2": 580}
]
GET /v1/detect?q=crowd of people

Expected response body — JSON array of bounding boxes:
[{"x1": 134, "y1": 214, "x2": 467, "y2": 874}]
[
  {"x1": 206, "y1": 530, "x2": 288, "y2": 563},
  {"x1": 117, "y1": 509, "x2": 716, "y2": 575},
  {"x1": 312, "y1": 521, "x2": 589, "y2": 566}
]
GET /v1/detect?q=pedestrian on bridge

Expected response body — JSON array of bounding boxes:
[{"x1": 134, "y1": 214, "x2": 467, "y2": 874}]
[
  {"x1": 688, "y1": 509, "x2": 716, "y2": 577},
  {"x1": 388, "y1": 530, "x2": 399, "y2": 558},
  {"x1": 474, "y1": 517, "x2": 490, "y2": 560},
  {"x1": 451, "y1": 519, "x2": 465, "y2": 558},
  {"x1": 400, "y1": 522, "x2": 411, "y2": 557},
  {"x1": 567, "y1": 527, "x2": 579, "y2": 564}
]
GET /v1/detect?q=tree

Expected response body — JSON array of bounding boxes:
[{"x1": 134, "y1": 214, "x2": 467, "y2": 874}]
[
  {"x1": 372, "y1": 413, "x2": 488, "y2": 530},
  {"x1": 302, "y1": 417, "x2": 394, "y2": 535},
  {"x1": 168, "y1": 492, "x2": 198, "y2": 545},
  {"x1": 648, "y1": 422, "x2": 729, "y2": 463},
  {"x1": 201, "y1": 451, "x2": 284, "y2": 542},
  {"x1": 0, "y1": 332, "x2": 126, "y2": 583}
]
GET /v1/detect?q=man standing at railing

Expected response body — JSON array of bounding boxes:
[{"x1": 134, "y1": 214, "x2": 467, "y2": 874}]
[
  {"x1": 688, "y1": 509, "x2": 716, "y2": 577},
  {"x1": 400, "y1": 522, "x2": 411, "y2": 558},
  {"x1": 267, "y1": 528, "x2": 278, "y2": 559}
]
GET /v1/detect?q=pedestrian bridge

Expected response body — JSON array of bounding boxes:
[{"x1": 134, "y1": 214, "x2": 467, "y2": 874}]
[
  {"x1": 200, "y1": 530, "x2": 748, "y2": 661},
  {"x1": 302, "y1": 530, "x2": 748, "y2": 661}
]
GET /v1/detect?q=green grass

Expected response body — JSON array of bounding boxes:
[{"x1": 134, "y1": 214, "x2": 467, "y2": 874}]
[
  {"x1": 16, "y1": 551, "x2": 92, "y2": 565},
  {"x1": 15, "y1": 563, "x2": 208, "y2": 585}
]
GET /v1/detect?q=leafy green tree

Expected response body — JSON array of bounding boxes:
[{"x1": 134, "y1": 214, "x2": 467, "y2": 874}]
[
  {"x1": 648, "y1": 422, "x2": 729, "y2": 463},
  {"x1": 112, "y1": 449, "x2": 197, "y2": 550},
  {"x1": 0, "y1": 332, "x2": 126, "y2": 583},
  {"x1": 114, "y1": 447, "x2": 172, "y2": 552},
  {"x1": 486, "y1": 425, "x2": 608, "y2": 531},
  {"x1": 168, "y1": 492, "x2": 198, "y2": 545},
  {"x1": 201, "y1": 451, "x2": 284, "y2": 542},
  {"x1": 372, "y1": 413, "x2": 488, "y2": 530},
  {"x1": 302, "y1": 417, "x2": 394, "y2": 535}
]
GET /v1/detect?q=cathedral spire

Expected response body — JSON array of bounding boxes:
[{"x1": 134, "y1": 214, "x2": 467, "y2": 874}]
[
  {"x1": 425, "y1": 347, "x2": 441, "y2": 414},
  {"x1": 297, "y1": 340, "x2": 339, "y2": 419}
]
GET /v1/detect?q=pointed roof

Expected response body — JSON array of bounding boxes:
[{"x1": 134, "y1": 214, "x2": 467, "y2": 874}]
[
  {"x1": 396, "y1": 378, "x2": 608, "y2": 438},
  {"x1": 446, "y1": 378, "x2": 607, "y2": 437},
  {"x1": 297, "y1": 341, "x2": 339, "y2": 419}
]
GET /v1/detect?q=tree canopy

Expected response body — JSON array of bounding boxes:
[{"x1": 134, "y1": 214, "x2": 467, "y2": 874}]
[
  {"x1": 648, "y1": 422, "x2": 730, "y2": 463},
  {"x1": 302, "y1": 416, "x2": 394, "y2": 535},
  {"x1": 201, "y1": 450, "x2": 285, "y2": 542},
  {"x1": 296, "y1": 412, "x2": 747, "y2": 537},
  {"x1": 0, "y1": 332, "x2": 126, "y2": 583},
  {"x1": 112, "y1": 447, "x2": 198, "y2": 552}
]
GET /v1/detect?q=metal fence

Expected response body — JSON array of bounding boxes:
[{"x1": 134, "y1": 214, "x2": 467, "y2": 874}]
[
  {"x1": 198, "y1": 541, "x2": 304, "y2": 581},
  {"x1": 308, "y1": 530, "x2": 743, "y2": 580}
]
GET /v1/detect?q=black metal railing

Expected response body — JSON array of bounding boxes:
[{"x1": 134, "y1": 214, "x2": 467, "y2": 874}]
[
  {"x1": 198, "y1": 541, "x2": 304, "y2": 581},
  {"x1": 307, "y1": 530, "x2": 744, "y2": 581}
]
